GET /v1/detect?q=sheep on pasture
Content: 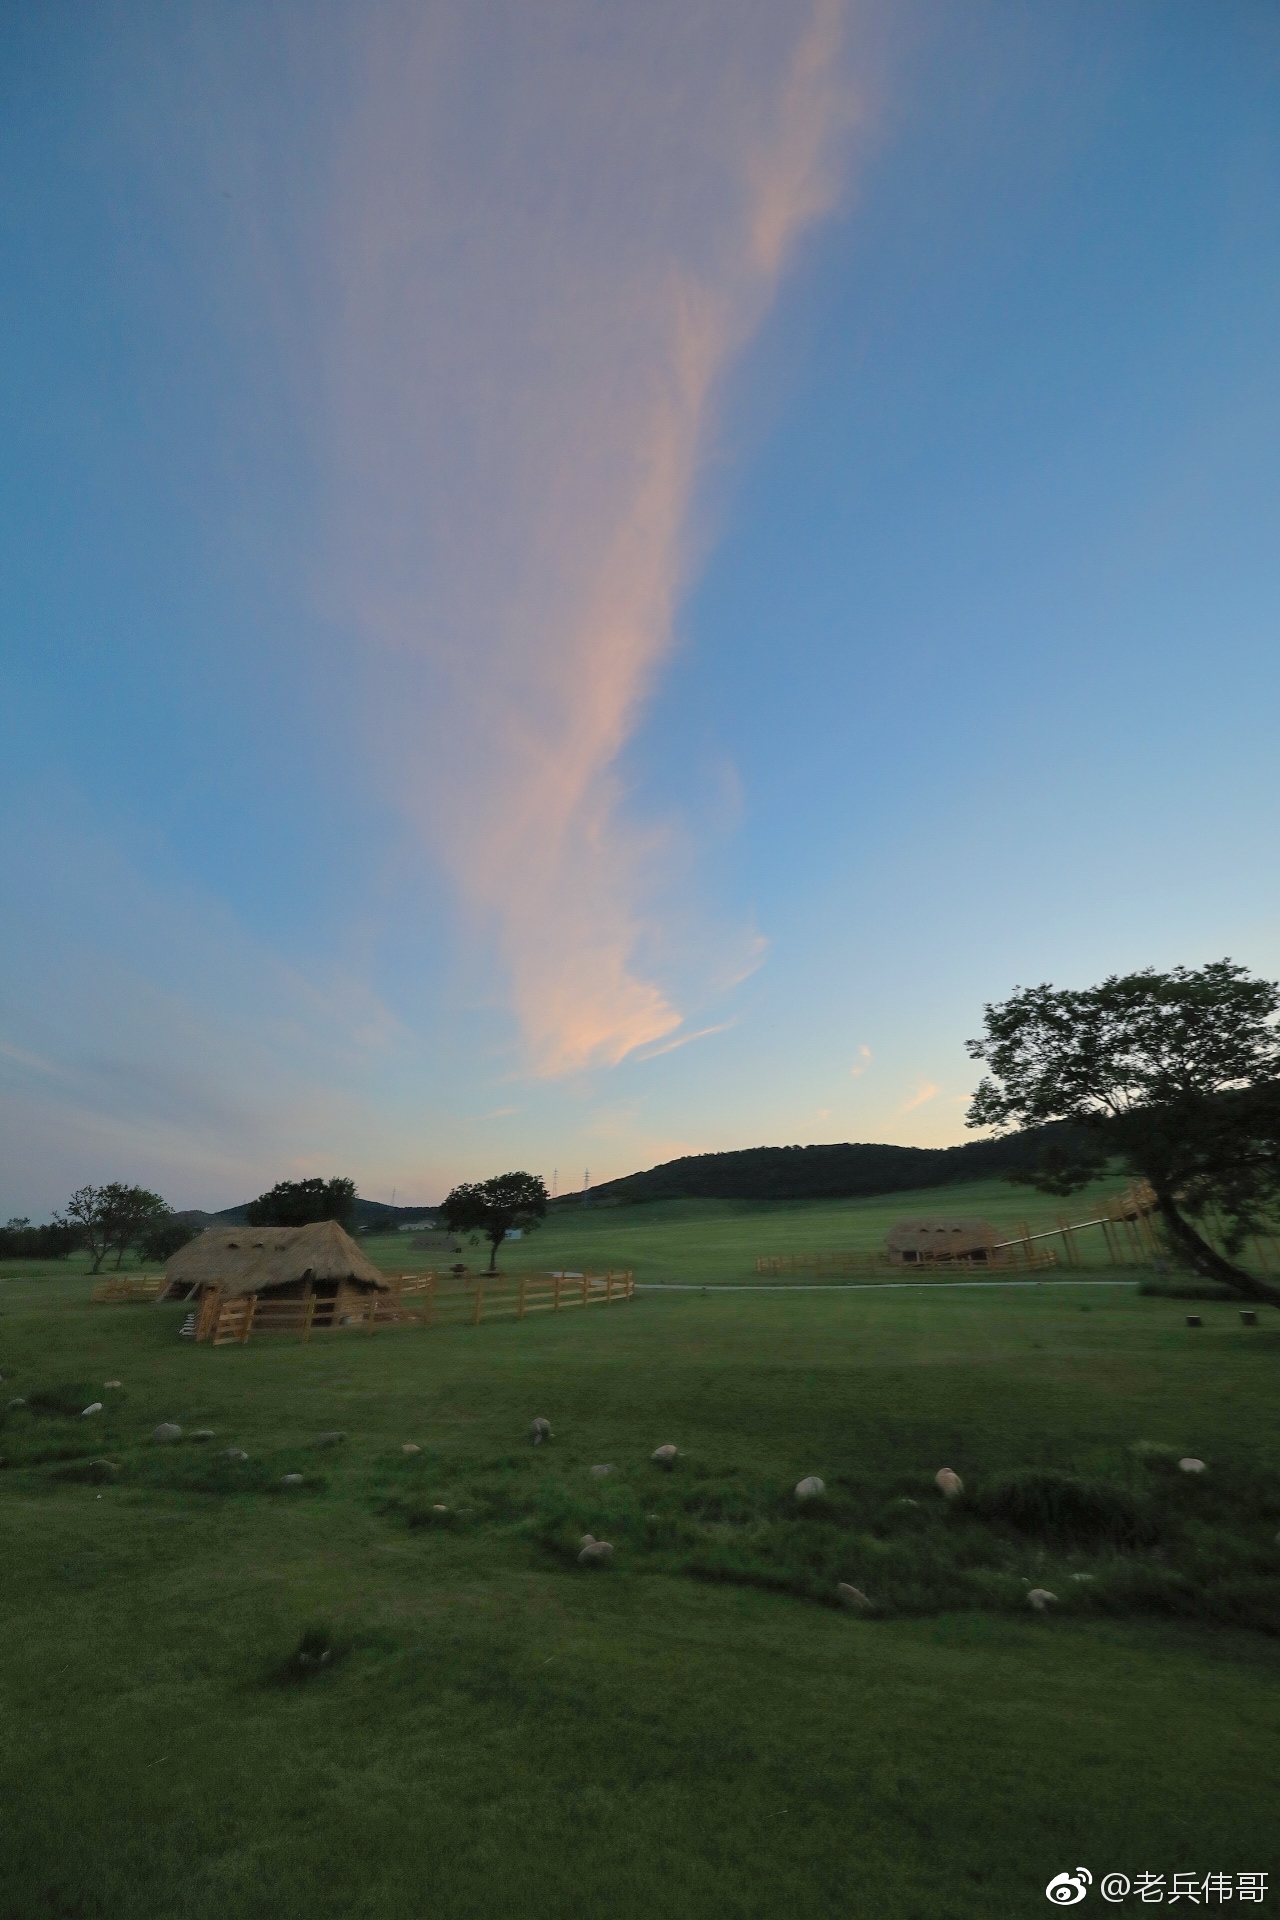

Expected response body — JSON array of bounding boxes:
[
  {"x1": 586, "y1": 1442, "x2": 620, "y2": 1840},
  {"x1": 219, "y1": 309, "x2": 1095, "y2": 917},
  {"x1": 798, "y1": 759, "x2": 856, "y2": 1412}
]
[
  {"x1": 529, "y1": 1417, "x2": 553, "y2": 1445},
  {"x1": 795, "y1": 1476, "x2": 826, "y2": 1500}
]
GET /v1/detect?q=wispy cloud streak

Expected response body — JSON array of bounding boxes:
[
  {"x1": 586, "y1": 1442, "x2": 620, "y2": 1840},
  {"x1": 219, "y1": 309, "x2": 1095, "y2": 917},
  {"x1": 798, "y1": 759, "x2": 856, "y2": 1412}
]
[{"x1": 324, "y1": 1, "x2": 859, "y2": 1074}]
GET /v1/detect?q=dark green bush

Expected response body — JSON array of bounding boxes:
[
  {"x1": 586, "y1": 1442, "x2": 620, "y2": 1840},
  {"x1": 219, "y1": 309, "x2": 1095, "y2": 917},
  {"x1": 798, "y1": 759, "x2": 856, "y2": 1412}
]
[{"x1": 967, "y1": 1470, "x2": 1157, "y2": 1547}]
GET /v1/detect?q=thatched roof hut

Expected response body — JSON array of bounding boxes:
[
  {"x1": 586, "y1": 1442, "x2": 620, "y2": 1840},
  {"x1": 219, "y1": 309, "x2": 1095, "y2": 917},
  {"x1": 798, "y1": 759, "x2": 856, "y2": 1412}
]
[
  {"x1": 160, "y1": 1220, "x2": 389, "y2": 1302},
  {"x1": 885, "y1": 1218, "x2": 996, "y2": 1264}
]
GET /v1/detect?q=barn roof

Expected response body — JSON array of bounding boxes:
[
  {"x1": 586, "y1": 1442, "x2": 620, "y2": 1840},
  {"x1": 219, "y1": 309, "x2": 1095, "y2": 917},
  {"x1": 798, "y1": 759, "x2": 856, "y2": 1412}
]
[
  {"x1": 163, "y1": 1220, "x2": 389, "y2": 1296},
  {"x1": 885, "y1": 1218, "x2": 996, "y2": 1251}
]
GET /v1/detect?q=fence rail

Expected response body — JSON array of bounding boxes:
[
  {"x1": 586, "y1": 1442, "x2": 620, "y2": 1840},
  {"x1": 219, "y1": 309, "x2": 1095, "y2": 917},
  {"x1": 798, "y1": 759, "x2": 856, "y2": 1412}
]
[
  {"x1": 90, "y1": 1274, "x2": 166, "y2": 1303},
  {"x1": 195, "y1": 1269, "x2": 635, "y2": 1345}
]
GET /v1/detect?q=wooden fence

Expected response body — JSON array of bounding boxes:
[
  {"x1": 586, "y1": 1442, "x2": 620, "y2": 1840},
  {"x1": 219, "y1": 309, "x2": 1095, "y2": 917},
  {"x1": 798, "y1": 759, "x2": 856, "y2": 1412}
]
[
  {"x1": 196, "y1": 1268, "x2": 635, "y2": 1345},
  {"x1": 755, "y1": 1181, "x2": 1280, "y2": 1278},
  {"x1": 90, "y1": 1274, "x2": 166, "y2": 1303}
]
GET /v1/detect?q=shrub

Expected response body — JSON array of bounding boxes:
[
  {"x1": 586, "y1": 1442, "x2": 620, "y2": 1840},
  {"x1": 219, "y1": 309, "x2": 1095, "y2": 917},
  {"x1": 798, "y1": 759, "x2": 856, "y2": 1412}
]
[{"x1": 967, "y1": 1470, "x2": 1158, "y2": 1548}]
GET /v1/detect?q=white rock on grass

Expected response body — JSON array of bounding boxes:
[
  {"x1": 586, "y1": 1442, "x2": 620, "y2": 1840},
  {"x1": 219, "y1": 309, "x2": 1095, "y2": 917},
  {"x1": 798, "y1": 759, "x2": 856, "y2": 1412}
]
[
  {"x1": 795, "y1": 1476, "x2": 825, "y2": 1500},
  {"x1": 529, "y1": 1417, "x2": 553, "y2": 1445},
  {"x1": 578, "y1": 1541, "x2": 614, "y2": 1567},
  {"x1": 1027, "y1": 1588, "x2": 1058, "y2": 1611},
  {"x1": 935, "y1": 1468, "x2": 963, "y2": 1498},
  {"x1": 281, "y1": 1473, "x2": 304, "y2": 1487},
  {"x1": 7, "y1": 1398, "x2": 25, "y2": 1410},
  {"x1": 191, "y1": 1429, "x2": 215, "y2": 1442},
  {"x1": 223, "y1": 1448, "x2": 248, "y2": 1462},
  {"x1": 401, "y1": 1443, "x2": 420, "y2": 1454},
  {"x1": 651, "y1": 1445, "x2": 678, "y2": 1468},
  {"x1": 431, "y1": 1503, "x2": 449, "y2": 1514},
  {"x1": 1179, "y1": 1457, "x2": 1207, "y2": 1474},
  {"x1": 104, "y1": 1381, "x2": 121, "y2": 1389},
  {"x1": 1069, "y1": 1573, "x2": 1095, "y2": 1582},
  {"x1": 589, "y1": 1464, "x2": 615, "y2": 1479},
  {"x1": 81, "y1": 1402, "x2": 103, "y2": 1417},
  {"x1": 153, "y1": 1423, "x2": 182, "y2": 1443},
  {"x1": 837, "y1": 1583, "x2": 872, "y2": 1612}
]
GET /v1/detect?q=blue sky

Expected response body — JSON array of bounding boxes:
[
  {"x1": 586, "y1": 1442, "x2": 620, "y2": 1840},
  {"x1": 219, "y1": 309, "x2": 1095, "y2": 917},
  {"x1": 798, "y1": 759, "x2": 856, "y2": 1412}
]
[{"x1": 2, "y1": 1, "x2": 1278, "y2": 1214}]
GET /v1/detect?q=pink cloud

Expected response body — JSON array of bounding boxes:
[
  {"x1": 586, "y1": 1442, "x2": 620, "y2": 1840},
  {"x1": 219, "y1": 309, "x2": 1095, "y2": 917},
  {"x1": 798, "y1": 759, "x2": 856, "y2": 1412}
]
[{"x1": 321, "y1": 2, "x2": 865, "y2": 1074}]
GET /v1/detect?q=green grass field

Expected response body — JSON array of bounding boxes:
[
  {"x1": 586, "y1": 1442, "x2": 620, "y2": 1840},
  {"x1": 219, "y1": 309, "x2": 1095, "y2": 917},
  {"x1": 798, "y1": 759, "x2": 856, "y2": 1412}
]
[
  {"x1": 1, "y1": 1190, "x2": 1277, "y2": 1919},
  {"x1": 360, "y1": 1171, "x2": 1160, "y2": 1286}
]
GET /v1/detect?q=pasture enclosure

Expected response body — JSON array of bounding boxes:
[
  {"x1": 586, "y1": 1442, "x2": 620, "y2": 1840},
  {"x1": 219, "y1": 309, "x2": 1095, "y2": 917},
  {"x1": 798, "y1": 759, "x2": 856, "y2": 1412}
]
[{"x1": 194, "y1": 1268, "x2": 635, "y2": 1344}]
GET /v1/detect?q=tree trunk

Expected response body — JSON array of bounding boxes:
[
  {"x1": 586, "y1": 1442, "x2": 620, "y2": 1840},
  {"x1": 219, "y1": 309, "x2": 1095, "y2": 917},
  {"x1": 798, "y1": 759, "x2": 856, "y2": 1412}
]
[
  {"x1": 1154, "y1": 1190, "x2": 1280, "y2": 1308},
  {"x1": 487, "y1": 1235, "x2": 500, "y2": 1273}
]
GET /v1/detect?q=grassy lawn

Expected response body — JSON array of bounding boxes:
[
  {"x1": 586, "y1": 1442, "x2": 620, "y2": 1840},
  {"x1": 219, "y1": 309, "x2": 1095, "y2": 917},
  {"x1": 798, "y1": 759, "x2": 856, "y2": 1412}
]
[
  {"x1": 0, "y1": 1231, "x2": 1276, "y2": 1919},
  {"x1": 363, "y1": 1171, "x2": 1159, "y2": 1286}
]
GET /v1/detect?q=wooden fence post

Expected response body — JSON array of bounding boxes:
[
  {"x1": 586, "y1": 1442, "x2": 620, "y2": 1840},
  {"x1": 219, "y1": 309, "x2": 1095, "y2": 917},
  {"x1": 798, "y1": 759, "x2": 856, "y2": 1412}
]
[
  {"x1": 302, "y1": 1293, "x2": 316, "y2": 1344},
  {"x1": 239, "y1": 1295, "x2": 256, "y2": 1344},
  {"x1": 606, "y1": 1272, "x2": 614, "y2": 1304},
  {"x1": 473, "y1": 1284, "x2": 483, "y2": 1326}
]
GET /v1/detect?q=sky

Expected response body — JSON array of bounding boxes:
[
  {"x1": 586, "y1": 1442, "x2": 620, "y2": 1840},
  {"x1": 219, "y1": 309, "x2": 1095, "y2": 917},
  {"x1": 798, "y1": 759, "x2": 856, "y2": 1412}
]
[{"x1": 2, "y1": 0, "x2": 1278, "y2": 1215}]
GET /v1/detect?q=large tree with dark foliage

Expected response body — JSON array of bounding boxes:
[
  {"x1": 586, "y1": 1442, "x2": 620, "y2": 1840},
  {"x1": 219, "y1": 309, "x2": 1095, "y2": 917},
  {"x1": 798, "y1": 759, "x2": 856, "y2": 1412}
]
[
  {"x1": 55, "y1": 1183, "x2": 171, "y2": 1273},
  {"x1": 967, "y1": 960, "x2": 1280, "y2": 1307},
  {"x1": 245, "y1": 1177, "x2": 357, "y2": 1228},
  {"x1": 442, "y1": 1172, "x2": 548, "y2": 1273}
]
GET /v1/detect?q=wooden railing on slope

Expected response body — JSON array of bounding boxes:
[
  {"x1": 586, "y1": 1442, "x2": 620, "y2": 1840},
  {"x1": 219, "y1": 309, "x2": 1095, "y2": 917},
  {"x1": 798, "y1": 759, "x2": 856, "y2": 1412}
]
[{"x1": 90, "y1": 1274, "x2": 165, "y2": 1303}]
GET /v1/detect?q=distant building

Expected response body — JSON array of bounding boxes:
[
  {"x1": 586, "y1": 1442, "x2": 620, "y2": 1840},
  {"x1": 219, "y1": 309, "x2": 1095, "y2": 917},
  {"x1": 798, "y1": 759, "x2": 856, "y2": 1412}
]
[{"x1": 886, "y1": 1219, "x2": 996, "y2": 1265}]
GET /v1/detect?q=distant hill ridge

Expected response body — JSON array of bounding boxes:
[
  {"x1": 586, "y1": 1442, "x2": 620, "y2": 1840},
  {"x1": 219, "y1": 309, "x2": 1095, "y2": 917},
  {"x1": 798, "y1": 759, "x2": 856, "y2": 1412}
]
[
  {"x1": 559, "y1": 1125, "x2": 1085, "y2": 1208},
  {"x1": 173, "y1": 1199, "x2": 437, "y2": 1231}
]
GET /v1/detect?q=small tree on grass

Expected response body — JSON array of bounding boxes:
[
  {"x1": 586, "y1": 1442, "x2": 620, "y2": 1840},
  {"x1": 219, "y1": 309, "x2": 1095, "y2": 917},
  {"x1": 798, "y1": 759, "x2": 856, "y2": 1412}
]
[
  {"x1": 442, "y1": 1172, "x2": 548, "y2": 1274},
  {"x1": 55, "y1": 1183, "x2": 171, "y2": 1272},
  {"x1": 966, "y1": 959, "x2": 1280, "y2": 1307},
  {"x1": 245, "y1": 1177, "x2": 357, "y2": 1228}
]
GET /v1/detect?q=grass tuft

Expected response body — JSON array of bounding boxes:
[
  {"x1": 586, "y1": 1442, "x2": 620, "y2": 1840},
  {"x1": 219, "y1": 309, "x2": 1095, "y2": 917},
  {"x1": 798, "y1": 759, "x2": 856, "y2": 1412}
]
[{"x1": 966, "y1": 1470, "x2": 1158, "y2": 1547}]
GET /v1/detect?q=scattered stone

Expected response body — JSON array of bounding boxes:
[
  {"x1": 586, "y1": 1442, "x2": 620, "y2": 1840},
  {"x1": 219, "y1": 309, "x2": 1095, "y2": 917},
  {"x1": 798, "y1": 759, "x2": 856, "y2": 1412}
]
[
  {"x1": 191, "y1": 1429, "x2": 215, "y2": 1442},
  {"x1": 651, "y1": 1444, "x2": 678, "y2": 1468},
  {"x1": 589, "y1": 1464, "x2": 615, "y2": 1479},
  {"x1": 645, "y1": 1512, "x2": 660, "y2": 1521},
  {"x1": 794, "y1": 1476, "x2": 825, "y2": 1500},
  {"x1": 81, "y1": 1402, "x2": 103, "y2": 1417},
  {"x1": 104, "y1": 1381, "x2": 121, "y2": 1389},
  {"x1": 1179, "y1": 1457, "x2": 1207, "y2": 1474},
  {"x1": 316, "y1": 1431, "x2": 346, "y2": 1448},
  {"x1": 1027, "y1": 1588, "x2": 1058, "y2": 1611},
  {"x1": 401, "y1": 1443, "x2": 420, "y2": 1454},
  {"x1": 579, "y1": 1533, "x2": 596, "y2": 1548},
  {"x1": 153, "y1": 1422, "x2": 182, "y2": 1443},
  {"x1": 296, "y1": 1649, "x2": 332, "y2": 1668},
  {"x1": 529, "y1": 1417, "x2": 553, "y2": 1446},
  {"x1": 578, "y1": 1540, "x2": 614, "y2": 1567},
  {"x1": 431, "y1": 1503, "x2": 449, "y2": 1513},
  {"x1": 223, "y1": 1448, "x2": 248, "y2": 1462},
  {"x1": 837, "y1": 1583, "x2": 872, "y2": 1612},
  {"x1": 1069, "y1": 1573, "x2": 1095, "y2": 1583},
  {"x1": 935, "y1": 1468, "x2": 963, "y2": 1498},
  {"x1": 7, "y1": 1398, "x2": 25, "y2": 1409},
  {"x1": 87, "y1": 1460, "x2": 119, "y2": 1482},
  {"x1": 281, "y1": 1473, "x2": 304, "y2": 1487},
  {"x1": 896, "y1": 1497, "x2": 919, "y2": 1507}
]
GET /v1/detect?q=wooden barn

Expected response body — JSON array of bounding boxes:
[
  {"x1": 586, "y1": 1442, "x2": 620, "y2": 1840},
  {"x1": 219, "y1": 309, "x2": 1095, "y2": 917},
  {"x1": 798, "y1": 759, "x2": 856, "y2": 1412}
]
[
  {"x1": 159, "y1": 1220, "x2": 390, "y2": 1340},
  {"x1": 885, "y1": 1219, "x2": 997, "y2": 1266}
]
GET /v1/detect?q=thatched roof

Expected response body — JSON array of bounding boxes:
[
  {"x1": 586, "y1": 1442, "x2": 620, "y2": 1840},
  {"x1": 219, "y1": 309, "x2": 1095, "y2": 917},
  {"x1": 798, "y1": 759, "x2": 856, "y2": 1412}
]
[
  {"x1": 886, "y1": 1218, "x2": 996, "y2": 1253},
  {"x1": 163, "y1": 1220, "x2": 389, "y2": 1296}
]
